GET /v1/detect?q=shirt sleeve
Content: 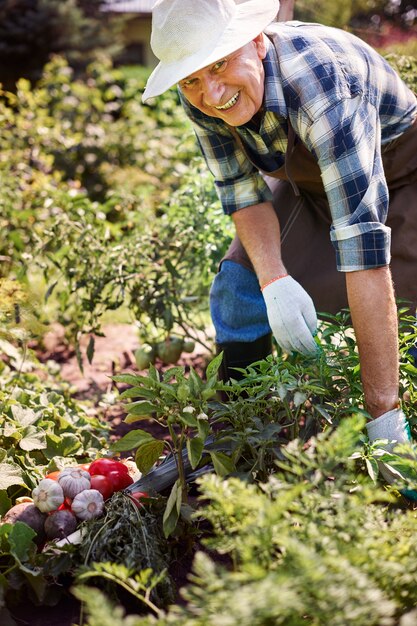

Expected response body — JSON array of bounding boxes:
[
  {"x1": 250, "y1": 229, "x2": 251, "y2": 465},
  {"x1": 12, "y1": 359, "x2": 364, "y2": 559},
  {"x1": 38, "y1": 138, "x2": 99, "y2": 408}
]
[
  {"x1": 302, "y1": 96, "x2": 391, "y2": 272},
  {"x1": 179, "y1": 91, "x2": 272, "y2": 214}
]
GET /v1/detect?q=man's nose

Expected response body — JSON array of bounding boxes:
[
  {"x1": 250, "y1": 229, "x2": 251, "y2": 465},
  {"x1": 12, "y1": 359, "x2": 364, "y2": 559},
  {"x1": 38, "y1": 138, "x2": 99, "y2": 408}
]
[{"x1": 201, "y1": 75, "x2": 224, "y2": 106}]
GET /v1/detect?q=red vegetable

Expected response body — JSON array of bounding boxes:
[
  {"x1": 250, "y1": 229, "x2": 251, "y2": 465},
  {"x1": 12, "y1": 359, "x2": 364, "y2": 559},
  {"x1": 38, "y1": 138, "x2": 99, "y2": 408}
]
[
  {"x1": 89, "y1": 458, "x2": 129, "y2": 477},
  {"x1": 129, "y1": 491, "x2": 150, "y2": 508},
  {"x1": 106, "y1": 470, "x2": 133, "y2": 491},
  {"x1": 44, "y1": 470, "x2": 61, "y2": 481},
  {"x1": 58, "y1": 497, "x2": 73, "y2": 511},
  {"x1": 90, "y1": 474, "x2": 114, "y2": 500}
]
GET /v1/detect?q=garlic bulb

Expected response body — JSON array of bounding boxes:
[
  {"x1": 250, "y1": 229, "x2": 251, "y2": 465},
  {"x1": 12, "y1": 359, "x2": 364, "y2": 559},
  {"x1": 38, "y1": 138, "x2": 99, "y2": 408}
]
[
  {"x1": 32, "y1": 478, "x2": 64, "y2": 513},
  {"x1": 58, "y1": 467, "x2": 91, "y2": 499},
  {"x1": 71, "y1": 489, "x2": 104, "y2": 520}
]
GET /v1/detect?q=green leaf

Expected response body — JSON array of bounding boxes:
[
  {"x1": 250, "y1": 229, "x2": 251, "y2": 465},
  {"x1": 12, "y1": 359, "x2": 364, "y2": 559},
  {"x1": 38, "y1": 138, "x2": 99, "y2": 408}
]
[
  {"x1": 126, "y1": 400, "x2": 158, "y2": 417},
  {"x1": 163, "y1": 479, "x2": 182, "y2": 538},
  {"x1": 44, "y1": 433, "x2": 81, "y2": 458},
  {"x1": 110, "y1": 429, "x2": 153, "y2": 453},
  {"x1": 0, "y1": 491, "x2": 12, "y2": 516},
  {"x1": 0, "y1": 462, "x2": 26, "y2": 490},
  {"x1": 8, "y1": 522, "x2": 37, "y2": 562},
  {"x1": 86, "y1": 335, "x2": 95, "y2": 364},
  {"x1": 180, "y1": 413, "x2": 198, "y2": 428},
  {"x1": 124, "y1": 414, "x2": 150, "y2": 424},
  {"x1": 10, "y1": 405, "x2": 38, "y2": 427},
  {"x1": 188, "y1": 368, "x2": 203, "y2": 396},
  {"x1": 293, "y1": 391, "x2": 307, "y2": 407},
  {"x1": 119, "y1": 387, "x2": 150, "y2": 399},
  {"x1": 209, "y1": 451, "x2": 235, "y2": 477},
  {"x1": 314, "y1": 404, "x2": 333, "y2": 424},
  {"x1": 186, "y1": 437, "x2": 204, "y2": 469},
  {"x1": 365, "y1": 457, "x2": 379, "y2": 483},
  {"x1": 44, "y1": 280, "x2": 58, "y2": 302},
  {"x1": 19, "y1": 426, "x2": 47, "y2": 451},
  {"x1": 197, "y1": 418, "x2": 210, "y2": 441},
  {"x1": 21, "y1": 567, "x2": 47, "y2": 602},
  {"x1": 205, "y1": 351, "x2": 224, "y2": 380},
  {"x1": 135, "y1": 439, "x2": 166, "y2": 475},
  {"x1": 112, "y1": 373, "x2": 142, "y2": 386}
]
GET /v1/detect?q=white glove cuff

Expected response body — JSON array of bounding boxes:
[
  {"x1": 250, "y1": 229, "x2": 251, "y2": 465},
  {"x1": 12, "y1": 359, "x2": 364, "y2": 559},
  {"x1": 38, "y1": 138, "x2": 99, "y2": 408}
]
[{"x1": 366, "y1": 407, "x2": 410, "y2": 444}]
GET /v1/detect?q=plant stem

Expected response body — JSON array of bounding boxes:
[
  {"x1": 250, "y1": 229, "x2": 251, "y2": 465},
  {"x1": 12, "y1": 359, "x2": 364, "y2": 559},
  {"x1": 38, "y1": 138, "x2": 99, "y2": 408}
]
[
  {"x1": 80, "y1": 571, "x2": 163, "y2": 618},
  {"x1": 177, "y1": 430, "x2": 188, "y2": 503},
  {"x1": 167, "y1": 423, "x2": 188, "y2": 502}
]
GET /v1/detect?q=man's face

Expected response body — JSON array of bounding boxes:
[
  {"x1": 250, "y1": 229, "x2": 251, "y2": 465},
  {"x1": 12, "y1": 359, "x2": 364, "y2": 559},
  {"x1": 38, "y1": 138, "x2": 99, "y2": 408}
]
[{"x1": 179, "y1": 34, "x2": 267, "y2": 127}]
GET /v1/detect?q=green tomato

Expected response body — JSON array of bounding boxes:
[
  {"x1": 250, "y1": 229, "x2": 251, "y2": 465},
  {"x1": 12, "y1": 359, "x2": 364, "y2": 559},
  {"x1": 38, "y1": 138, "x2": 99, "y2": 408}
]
[
  {"x1": 156, "y1": 340, "x2": 183, "y2": 364},
  {"x1": 135, "y1": 346, "x2": 154, "y2": 370}
]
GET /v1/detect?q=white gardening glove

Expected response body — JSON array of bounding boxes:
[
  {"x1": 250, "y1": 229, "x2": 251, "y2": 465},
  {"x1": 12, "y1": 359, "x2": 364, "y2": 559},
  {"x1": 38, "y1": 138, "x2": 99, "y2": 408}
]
[
  {"x1": 366, "y1": 408, "x2": 417, "y2": 501},
  {"x1": 261, "y1": 275, "x2": 318, "y2": 356}
]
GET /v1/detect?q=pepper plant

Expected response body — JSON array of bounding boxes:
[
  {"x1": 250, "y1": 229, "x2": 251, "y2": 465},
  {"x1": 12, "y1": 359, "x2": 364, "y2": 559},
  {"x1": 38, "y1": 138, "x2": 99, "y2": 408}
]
[{"x1": 111, "y1": 352, "x2": 229, "y2": 537}]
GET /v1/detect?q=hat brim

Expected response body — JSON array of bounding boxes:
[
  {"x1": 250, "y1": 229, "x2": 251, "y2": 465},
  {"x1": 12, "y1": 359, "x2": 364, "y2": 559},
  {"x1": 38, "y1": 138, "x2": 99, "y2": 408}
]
[{"x1": 142, "y1": 0, "x2": 280, "y2": 103}]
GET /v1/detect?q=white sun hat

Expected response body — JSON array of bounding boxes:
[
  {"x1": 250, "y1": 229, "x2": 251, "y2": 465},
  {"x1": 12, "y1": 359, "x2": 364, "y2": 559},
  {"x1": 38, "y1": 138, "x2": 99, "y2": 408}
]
[{"x1": 142, "y1": 0, "x2": 280, "y2": 103}]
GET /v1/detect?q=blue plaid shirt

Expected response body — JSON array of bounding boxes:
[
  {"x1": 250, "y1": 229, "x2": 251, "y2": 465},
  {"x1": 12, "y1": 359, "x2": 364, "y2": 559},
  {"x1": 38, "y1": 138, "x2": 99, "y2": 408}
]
[{"x1": 179, "y1": 22, "x2": 417, "y2": 271}]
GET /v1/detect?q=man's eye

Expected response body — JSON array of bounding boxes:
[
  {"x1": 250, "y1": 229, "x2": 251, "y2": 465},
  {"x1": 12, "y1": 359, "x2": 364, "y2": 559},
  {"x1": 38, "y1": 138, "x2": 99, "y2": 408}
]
[
  {"x1": 182, "y1": 78, "x2": 197, "y2": 88},
  {"x1": 213, "y1": 59, "x2": 227, "y2": 72}
]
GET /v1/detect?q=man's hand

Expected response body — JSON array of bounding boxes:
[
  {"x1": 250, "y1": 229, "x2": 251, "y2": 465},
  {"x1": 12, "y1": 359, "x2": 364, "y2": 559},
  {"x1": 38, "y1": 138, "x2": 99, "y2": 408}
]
[{"x1": 262, "y1": 275, "x2": 318, "y2": 355}]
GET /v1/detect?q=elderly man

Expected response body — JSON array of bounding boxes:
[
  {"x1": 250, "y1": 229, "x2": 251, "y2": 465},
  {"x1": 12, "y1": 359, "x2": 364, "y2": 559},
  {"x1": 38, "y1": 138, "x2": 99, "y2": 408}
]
[{"x1": 142, "y1": 0, "x2": 417, "y2": 494}]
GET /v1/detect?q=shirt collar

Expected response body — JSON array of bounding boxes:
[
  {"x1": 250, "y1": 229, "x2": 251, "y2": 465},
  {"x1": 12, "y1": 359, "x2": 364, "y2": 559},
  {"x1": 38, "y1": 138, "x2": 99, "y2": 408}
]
[{"x1": 262, "y1": 34, "x2": 287, "y2": 118}]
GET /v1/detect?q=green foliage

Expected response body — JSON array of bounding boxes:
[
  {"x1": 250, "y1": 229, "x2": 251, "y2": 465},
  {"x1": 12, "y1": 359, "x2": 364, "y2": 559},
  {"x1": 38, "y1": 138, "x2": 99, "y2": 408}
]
[
  {"x1": 33, "y1": 159, "x2": 230, "y2": 357},
  {"x1": 0, "y1": 348, "x2": 108, "y2": 501},
  {"x1": 384, "y1": 53, "x2": 417, "y2": 93},
  {"x1": 208, "y1": 308, "x2": 417, "y2": 484},
  {"x1": 0, "y1": 55, "x2": 231, "y2": 356},
  {"x1": 113, "y1": 352, "x2": 225, "y2": 536},
  {"x1": 74, "y1": 417, "x2": 417, "y2": 625}
]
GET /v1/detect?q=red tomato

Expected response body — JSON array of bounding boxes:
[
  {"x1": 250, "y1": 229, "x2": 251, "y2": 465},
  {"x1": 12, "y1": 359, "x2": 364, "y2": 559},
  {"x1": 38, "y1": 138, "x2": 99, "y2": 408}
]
[
  {"x1": 90, "y1": 474, "x2": 114, "y2": 500},
  {"x1": 106, "y1": 470, "x2": 133, "y2": 491},
  {"x1": 129, "y1": 491, "x2": 150, "y2": 508},
  {"x1": 78, "y1": 462, "x2": 91, "y2": 472},
  {"x1": 89, "y1": 458, "x2": 129, "y2": 477}
]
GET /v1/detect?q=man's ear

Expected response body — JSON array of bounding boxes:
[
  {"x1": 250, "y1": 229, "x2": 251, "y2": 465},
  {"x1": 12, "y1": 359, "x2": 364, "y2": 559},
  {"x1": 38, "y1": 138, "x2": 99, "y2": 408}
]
[{"x1": 253, "y1": 33, "x2": 267, "y2": 60}]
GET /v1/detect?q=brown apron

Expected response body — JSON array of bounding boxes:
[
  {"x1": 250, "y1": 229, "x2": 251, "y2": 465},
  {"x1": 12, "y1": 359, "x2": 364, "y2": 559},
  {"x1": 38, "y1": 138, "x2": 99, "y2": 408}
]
[{"x1": 221, "y1": 116, "x2": 417, "y2": 315}]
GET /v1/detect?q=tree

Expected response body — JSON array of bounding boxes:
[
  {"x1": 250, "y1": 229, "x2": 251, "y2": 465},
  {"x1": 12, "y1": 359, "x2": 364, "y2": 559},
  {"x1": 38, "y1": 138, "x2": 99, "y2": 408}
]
[{"x1": 0, "y1": 0, "x2": 125, "y2": 91}]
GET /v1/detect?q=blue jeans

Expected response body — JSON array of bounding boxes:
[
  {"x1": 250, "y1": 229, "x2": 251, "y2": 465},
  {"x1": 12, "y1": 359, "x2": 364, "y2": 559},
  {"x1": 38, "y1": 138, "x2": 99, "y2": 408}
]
[{"x1": 210, "y1": 260, "x2": 270, "y2": 343}]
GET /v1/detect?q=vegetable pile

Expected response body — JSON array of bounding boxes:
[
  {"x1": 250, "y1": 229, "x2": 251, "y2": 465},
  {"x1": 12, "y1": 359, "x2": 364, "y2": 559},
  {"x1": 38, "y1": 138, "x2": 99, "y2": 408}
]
[{"x1": 2, "y1": 458, "x2": 138, "y2": 544}]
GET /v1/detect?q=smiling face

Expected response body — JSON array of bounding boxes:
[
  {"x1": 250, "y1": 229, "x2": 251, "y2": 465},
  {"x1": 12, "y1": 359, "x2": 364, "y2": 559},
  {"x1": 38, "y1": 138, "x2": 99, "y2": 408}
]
[{"x1": 179, "y1": 34, "x2": 267, "y2": 127}]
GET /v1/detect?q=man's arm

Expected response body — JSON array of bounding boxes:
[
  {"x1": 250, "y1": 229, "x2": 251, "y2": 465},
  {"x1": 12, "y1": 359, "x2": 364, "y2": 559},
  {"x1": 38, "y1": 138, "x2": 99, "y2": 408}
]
[
  {"x1": 232, "y1": 201, "x2": 318, "y2": 355},
  {"x1": 232, "y1": 201, "x2": 286, "y2": 284},
  {"x1": 233, "y1": 203, "x2": 400, "y2": 417},
  {"x1": 346, "y1": 267, "x2": 399, "y2": 418}
]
